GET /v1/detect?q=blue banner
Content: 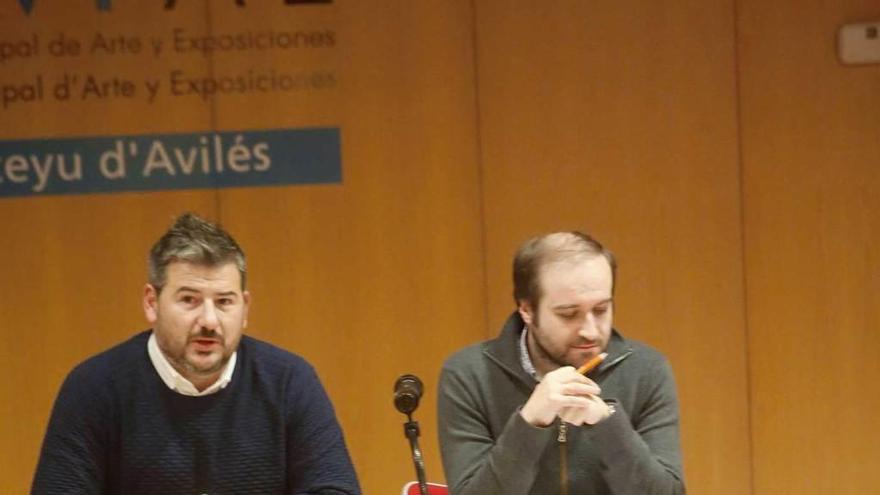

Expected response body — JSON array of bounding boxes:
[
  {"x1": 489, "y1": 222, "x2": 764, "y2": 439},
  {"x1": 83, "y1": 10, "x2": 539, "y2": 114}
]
[{"x1": 0, "y1": 127, "x2": 341, "y2": 198}]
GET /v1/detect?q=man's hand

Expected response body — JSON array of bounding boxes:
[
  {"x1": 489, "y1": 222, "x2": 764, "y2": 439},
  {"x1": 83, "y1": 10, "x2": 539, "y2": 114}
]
[
  {"x1": 520, "y1": 366, "x2": 607, "y2": 427},
  {"x1": 557, "y1": 394, "x2": 610, "y2": 426}
]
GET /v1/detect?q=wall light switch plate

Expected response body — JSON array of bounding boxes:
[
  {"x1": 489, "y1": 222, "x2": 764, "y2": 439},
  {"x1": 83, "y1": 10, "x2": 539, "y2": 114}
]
[{"x1": 838, "y1": 21, "x2": 880, "y2": 65}]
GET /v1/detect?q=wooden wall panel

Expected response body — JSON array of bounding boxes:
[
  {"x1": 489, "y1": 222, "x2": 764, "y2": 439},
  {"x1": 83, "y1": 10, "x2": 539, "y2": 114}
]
[
  {"x1": 1, "y1": 2, "x2": 223, "y2": 493},
  {"x1": 0, "y1": 0, "x2": 213, "y2": 137},
  {"x1": 2, "y1": 1, "x2": 485, "y2": 493},
  {"x1": 737, "y1": 2, "x2": 880, "y2": 493},
  {"x1": 210, "y1": 1, "x2": 485, "y2": 493},
  {"x1": 473, "y1": 1, "x2": 751, "y2": 493}
]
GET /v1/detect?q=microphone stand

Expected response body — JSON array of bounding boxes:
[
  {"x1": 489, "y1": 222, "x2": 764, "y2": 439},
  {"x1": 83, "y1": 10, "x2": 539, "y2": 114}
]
[{"x1": 403, "y1": 412, "x2": 429, "y2": 495}]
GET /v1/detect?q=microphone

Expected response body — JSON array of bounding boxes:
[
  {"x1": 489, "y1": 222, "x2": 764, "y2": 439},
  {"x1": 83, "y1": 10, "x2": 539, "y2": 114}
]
[
  {"x1": 395, "y1": 374, "x2": 429, "y2": 494},
  {"x1": 394, "y1": 374, "x2": 423, "y2": 415}
]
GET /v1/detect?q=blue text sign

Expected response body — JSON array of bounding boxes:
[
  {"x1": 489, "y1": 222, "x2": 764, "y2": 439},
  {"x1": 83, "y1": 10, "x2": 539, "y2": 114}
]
[{"x1": 0, "y1": 127, "x2": 342, "y2": 198}]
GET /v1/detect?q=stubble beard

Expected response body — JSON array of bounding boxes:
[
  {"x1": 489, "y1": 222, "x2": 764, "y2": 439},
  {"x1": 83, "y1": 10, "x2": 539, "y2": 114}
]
[
  {"x1": 161, "y1": 328, "x2": 230, "y2": 377},
  {"x1": 528, "y1": 323, "x2": 574, "y2": 373},
  {"x1": 177, "y1": 350, "x2": 228, "y2": 376}
]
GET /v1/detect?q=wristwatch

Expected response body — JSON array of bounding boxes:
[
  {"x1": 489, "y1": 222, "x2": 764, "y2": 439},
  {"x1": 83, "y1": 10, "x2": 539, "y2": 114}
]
[{"x1": 605, "y1": 401, "x2": 616, "y2": 419}]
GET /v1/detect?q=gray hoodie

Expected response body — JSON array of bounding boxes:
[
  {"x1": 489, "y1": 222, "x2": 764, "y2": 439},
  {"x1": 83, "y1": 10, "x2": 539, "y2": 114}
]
[{"x1": 437, "y1": 312, "x2": 685, "y2": 495}]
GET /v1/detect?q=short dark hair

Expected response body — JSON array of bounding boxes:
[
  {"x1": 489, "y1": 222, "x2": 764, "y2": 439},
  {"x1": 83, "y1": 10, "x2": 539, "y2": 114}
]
[
  {"x1": 148, "y1": 212, "x2": 247, "y2": 291},
  {"x1": 513, "y1": 231, "x2": 616, "y2": 308}
]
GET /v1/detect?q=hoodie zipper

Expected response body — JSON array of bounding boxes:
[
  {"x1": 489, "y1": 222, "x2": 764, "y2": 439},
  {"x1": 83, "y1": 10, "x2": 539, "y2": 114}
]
[{"x1": 558, "y1": 422, "x2": 568, "y2": 495}]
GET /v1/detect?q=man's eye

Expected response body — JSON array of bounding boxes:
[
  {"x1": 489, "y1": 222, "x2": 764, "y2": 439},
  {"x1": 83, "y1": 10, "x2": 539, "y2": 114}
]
[
  {"x1": 218, "y1": 298, "x2": 234, "y2": 306},
  {"x1": 558, "y1": 312, "x2": 578, "y2": 319},
  {"x1": 593, "y1": 306, "x2": 609, "y2": 315},
  {"x1": 180, "y1": 295, "x2": 197, "y2": 304}
]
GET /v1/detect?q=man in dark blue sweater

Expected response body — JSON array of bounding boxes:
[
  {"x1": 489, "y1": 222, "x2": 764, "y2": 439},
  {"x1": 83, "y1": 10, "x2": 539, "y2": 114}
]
[{"x1": 32, "y1": 213, "x2": 361, "y2": 495}]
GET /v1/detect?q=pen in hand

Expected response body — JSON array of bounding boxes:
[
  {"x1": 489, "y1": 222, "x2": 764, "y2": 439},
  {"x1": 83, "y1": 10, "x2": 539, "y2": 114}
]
[{"x1": 576, "y1": 352, "x2": 607, "y2": 375}]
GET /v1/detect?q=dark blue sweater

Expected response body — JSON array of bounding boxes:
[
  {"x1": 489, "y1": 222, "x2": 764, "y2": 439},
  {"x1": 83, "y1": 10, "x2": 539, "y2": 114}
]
[{"x1": 32, "y1": 331, "x2": 361, "y2": 495}]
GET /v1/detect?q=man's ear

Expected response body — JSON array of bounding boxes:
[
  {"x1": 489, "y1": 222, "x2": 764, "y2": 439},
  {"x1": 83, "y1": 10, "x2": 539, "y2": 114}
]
[
  {"x1": 242, "y1": 290, "x2": 251, "y2": 329},
  {"x1": 143, "y1": 284, "x2": 159, "y2": 324},
  {"x1": 517, "y1": 300, "x2": 535, "y2": 326}
]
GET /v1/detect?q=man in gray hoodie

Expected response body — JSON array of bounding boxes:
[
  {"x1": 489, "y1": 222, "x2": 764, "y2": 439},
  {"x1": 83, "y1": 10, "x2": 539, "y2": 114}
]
[{"x1": 437, "y1": 232, "x2": 685, "y2": 495}]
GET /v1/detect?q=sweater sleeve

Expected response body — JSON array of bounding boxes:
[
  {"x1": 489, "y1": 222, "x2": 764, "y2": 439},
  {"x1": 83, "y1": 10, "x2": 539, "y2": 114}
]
[
  {"x1": 437, "y1": 361, "x2": 555, "y2": 495},
  {"x1": 31, "y1": 363, "x2": 111, "y2": 495},
  {"x1": 284, "y1": 364, "x2": 361, "y2": 495},
  {"x1": 589, "y1": 358, "x2": 686, "y2": 494}
]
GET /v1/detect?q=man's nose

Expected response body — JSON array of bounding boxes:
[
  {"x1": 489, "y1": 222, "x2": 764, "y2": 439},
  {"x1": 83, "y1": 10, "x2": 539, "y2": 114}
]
[
  {"x1": 199, "y1": 301, "x2": 220, "y2": 329},
  {"x1": 578, "y1": 314, "x2": 599, "y2": 341}
]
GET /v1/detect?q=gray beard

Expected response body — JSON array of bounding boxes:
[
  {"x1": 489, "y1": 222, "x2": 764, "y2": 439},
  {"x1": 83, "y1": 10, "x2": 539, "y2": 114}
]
[{"x1": 173, "y1": 353, "x2": 228, "y2": 376}]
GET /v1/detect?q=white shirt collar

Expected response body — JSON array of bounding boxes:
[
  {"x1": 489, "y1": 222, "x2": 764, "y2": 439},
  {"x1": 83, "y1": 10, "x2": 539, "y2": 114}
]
[
  {"x1": 519, "y1": 325, "x2": 540, "y2": 381},
  {"x1": 147, "y1": 332, "x2": 236, "y2": 396}
]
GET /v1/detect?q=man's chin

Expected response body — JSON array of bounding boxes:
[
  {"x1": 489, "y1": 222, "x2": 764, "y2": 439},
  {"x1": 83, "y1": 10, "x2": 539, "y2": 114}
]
[
  {"x1": 568, "y1": 348, "x2": 600, "y2": 366},
  {"x1": 185, "y1": 354, "x2": 226, "y2": 375}
]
